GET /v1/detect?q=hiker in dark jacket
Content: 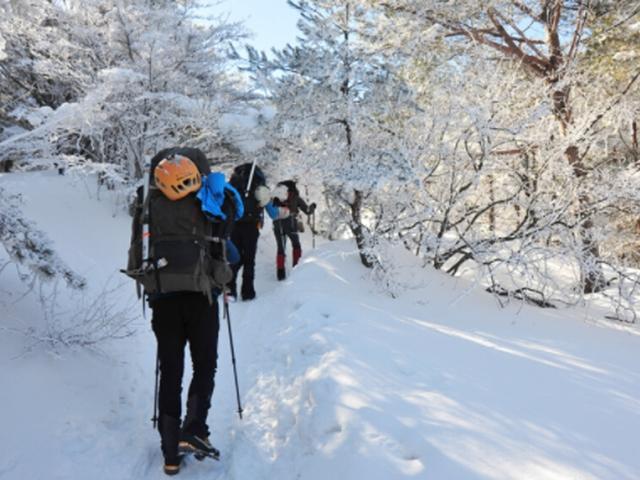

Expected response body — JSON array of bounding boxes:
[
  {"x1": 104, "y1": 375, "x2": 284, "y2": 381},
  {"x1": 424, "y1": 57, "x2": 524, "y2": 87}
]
[
  {"x1": 227, "y1": 163, "x2": 271, "y2": 300},
  {"x1": 125, "y1": 147, "x2": 242, "y2": 475},
  {"x1": 266, "y1": 180, "x2": 315, "y2": 280}
]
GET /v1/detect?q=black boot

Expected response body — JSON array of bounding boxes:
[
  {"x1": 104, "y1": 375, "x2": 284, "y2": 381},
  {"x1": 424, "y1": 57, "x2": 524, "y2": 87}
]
[
  {"x1": 179, "y1": 433, "x2": 220, "y2": 460},
  {"x1": 163, "y1": 458, "x2": 183, "y2": 476},
  {"x1": 277, "y1": 268, "x2": 286, "y2": 281},
  {"x1": 159, "y1": 414, "x2": 182, "y2": 475},
  {"x1": 241, "y1": 282, "x2": 256, "y2": 301},
  {"x1": 180, "y1": 396, "x2": 218, "y2": 460},
  {"x1": 181, "y1": 395, "x2": 209, "y2": 441}
]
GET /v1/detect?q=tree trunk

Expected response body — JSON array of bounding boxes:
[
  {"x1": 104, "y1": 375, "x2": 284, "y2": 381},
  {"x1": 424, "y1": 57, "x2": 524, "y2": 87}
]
[
  {"x1": 633, "y1": 120, "x2": 638, "y2": 162},
  {"x1": 488, "y1": 174, "x2": 496, "y2": 234},
  {"x1": 349, "y1": 189, "x2": 374, "y2": 268},
  {"x1": 0, "y1": 159, "x2": 14, "y2": 173},
  {"x1": 564, "y1": 145, "x2": 606, "y2": 293},
  {"x1": 341, "y1": 1, "x2": 372, "y2": 269}
]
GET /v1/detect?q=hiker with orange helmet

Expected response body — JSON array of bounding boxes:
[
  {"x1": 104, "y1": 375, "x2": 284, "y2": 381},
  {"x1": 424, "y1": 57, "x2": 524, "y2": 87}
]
[{"x1": 125, "y1": 147, "x2": 243, "y2": 475}]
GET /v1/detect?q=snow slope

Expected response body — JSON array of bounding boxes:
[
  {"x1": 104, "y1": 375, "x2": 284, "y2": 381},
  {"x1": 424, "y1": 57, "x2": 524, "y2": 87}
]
[{"x1": 1, "y1": 172, "x2": 639, "y2": 480}]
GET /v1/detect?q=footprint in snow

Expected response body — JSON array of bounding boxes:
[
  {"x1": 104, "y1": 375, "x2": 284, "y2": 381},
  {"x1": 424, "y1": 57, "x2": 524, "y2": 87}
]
[
  {"x1": 130, "y1": 445, "x2": 161, "y2": 478},
  {"x1": 393, "y1": 358, "x2": 416, "y2": 376},
  {"x1": 324, "y1": 424, "x2": 343, "y2": 435},
  {"x1": 0, "y1": 457, "x2": 18, "y2": 476}
]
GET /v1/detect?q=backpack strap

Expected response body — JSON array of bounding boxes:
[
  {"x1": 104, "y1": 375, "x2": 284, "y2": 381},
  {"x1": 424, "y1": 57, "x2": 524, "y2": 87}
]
[
  {"x1": 143, "y1": 187, "x2": 166, "y2": 294},
  {"x1": 221, "y1": 188, "x2": 238, "y2": 239}
]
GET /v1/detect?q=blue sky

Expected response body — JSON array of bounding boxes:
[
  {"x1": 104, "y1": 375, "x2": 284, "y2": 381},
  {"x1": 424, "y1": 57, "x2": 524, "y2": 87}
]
[{"x1": 203, "y1": 0, "x2": 300, "y2": 53}]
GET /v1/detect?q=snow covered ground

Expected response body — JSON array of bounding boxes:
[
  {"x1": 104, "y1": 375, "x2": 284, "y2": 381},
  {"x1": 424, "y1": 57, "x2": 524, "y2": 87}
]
[{"x1": 1, "y1": 172, "x2": 639, "y2": 480}]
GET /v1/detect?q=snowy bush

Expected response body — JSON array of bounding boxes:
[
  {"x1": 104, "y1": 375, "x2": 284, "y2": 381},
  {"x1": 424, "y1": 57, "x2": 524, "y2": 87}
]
[
  {"x1": 2, "y1": 279, "x2": 138, "y2": 355},
  {"x1": 36, "y1": 279, "x2": 137, "y2": 353},
  {"x1": 0, "y1": 184, "x2": 138, "y2": 352},
  {"x1": 0, "y1": 187, "x2": 85, "y2": 290}
]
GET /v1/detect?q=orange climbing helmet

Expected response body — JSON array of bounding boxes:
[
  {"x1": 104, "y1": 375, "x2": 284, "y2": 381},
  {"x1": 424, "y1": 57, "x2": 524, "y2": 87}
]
[{"x1": 154, "y1": 154, "x2": 202, "y2": 201}]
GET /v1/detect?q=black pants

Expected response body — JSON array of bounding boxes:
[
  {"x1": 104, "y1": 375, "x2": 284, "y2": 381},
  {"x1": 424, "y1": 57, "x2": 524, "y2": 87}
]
[
  {"x1": 151, "y1": 292, "x2": 219, "y2": 458},
  {"x1": 230, "y1": 221, "x2": 260, "y2": 293},
  {"x1": 273, "y1": 217, "x2": 301, "y2": 256}
]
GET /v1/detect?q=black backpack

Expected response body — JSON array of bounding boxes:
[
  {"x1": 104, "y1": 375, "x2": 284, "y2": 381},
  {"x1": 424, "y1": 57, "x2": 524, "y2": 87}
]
[
  {"x1": 124, "y1": 147, "x2": 234, "y2": 301},
  {"x1": 229, "y1": 163, "x2": 266, "y2": 222}
]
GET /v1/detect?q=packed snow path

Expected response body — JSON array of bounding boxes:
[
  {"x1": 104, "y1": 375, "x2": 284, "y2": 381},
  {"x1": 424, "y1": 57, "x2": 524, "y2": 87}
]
[{"x1": 1, "y1": 172, "x2": 639, "y2": 480}]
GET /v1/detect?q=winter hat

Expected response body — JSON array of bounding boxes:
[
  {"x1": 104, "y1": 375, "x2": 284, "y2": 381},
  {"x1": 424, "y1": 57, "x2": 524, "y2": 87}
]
[
  {"x1": 272, "y1": 184, "x2": 288, "y2": 202},
  {"x1": 255, "y1": 185, "x2": 271, "y2": 207}
]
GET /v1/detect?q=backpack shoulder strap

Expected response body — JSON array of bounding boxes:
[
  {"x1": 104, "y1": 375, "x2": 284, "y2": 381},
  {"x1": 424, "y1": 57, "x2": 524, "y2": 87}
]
[{"x1": 220, "y1": 188, "x2": 238, "y2": 239}]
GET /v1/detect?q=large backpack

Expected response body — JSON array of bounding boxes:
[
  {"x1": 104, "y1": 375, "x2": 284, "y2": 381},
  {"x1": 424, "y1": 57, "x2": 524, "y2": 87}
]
[
  {"x1": 125, "y1": 147, "x2": 234, "y2": 301},
  {"x1": 229, "y1": 163, "x2": 266, "y2": 223}
]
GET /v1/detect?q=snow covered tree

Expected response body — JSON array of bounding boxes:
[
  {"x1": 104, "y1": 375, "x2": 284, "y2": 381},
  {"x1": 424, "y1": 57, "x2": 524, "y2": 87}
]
[
  {"x1": 583, "y1": 1, "x2": 640, "y2": 159},
  {"x1": 0, "y1": 0, "x2": 248, "y2": 178},
  {"x1": 248, "y1": 0, "x2": 419, "y2": 267},
  {"x1": 368, "y1": 0, "x2": 640, "y2": 295},
  {"x1": 0, "y1": 0, "x2": 98, "y2": 111}
]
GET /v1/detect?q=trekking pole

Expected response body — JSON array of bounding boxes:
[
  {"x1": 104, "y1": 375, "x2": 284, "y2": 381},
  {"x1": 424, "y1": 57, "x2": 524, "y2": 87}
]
[
  {"x1": 223, "y1": 292, "x2": 243, "y2": 420},
  {"x1": 304, "y1": 184, "x2": 316, "y2": 249},
  {"x1": 311, "y1": 211, "x2": 316, "y2": 249},
  {"x1": 278, "y1": 218, "x2": 287, "y2": 264},
  {"x1": 141, "y1": 159, "x2": 161, "y2": 430},
  {"x1": 245, "y1": 160, "x2": 258, "y2": 199},
  {"x1": 152, "y1": 347, "x2": 160, "y2": 429},
  {"x1": 141, "y1": 160, "x2": 151, "y2": 268}
]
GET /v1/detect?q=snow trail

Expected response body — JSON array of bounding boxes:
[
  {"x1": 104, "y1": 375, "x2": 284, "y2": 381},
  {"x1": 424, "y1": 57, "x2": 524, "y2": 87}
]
[{"x1": 1, "y1": 172, "x2": 639, "y2": 479}]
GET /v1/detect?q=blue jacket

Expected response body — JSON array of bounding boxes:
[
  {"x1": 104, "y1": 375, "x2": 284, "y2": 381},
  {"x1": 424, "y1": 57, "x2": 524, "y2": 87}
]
[
  {"x1": 265, "y1": 200, "x2": 279, "y2": 220},
  {"x1": 197, "y1": 172, "x2": 245, "y2": 221}
]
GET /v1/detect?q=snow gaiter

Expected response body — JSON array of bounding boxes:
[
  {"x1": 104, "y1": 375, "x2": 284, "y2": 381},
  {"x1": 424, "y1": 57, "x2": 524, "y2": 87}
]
[
  {"x1": 292, "y1": 248, "x2": 302, "y2": 267},
  {"x1": 182, "y1": 393, "x2": 211, "y2": 439},
  {"x1": 277, "y1": 254, "x2": 286, "y2": 281},
  {"x1": 159, "y1": 414, "x2": 181, "y2": 464}
]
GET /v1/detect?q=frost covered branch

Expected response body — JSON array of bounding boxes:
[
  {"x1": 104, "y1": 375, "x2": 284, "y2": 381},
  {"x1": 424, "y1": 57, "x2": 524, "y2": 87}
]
[{"x1": 0, "y1": 187, "x2": 85, "y2": 289}]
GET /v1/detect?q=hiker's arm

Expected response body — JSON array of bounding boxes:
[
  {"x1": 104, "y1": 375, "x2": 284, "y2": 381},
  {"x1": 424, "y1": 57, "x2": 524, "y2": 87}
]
[
  {"x1": 265, "y1": 201, "x2": 279, "y2": 219},
  {"x1": 298, "y1": 197, "x2": 316, "y2": 215},
  {"x1": 298, "y1": 196, "x2": 309, "y2": 214}
]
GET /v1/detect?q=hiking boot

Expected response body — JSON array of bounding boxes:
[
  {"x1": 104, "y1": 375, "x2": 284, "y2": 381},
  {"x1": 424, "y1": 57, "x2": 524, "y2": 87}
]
[
  {"x1": 276, "y1": 254, "x2": 286, "y2": 281},
  {"x1": 159, "y1": 415, "x2": 181, "y2": 475},
  {"x1": 179, "y1": 433, "x2": 220, "y2": 460},
  {"x1": 241, "y1": 283, "x2": 256, "y2": 301},
  {"x1": 163, "y1": 455, "x2": 183, "y2": 476},
  {"x1": 241, "y1": 290, "x2": 256, "y2": 301}
]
